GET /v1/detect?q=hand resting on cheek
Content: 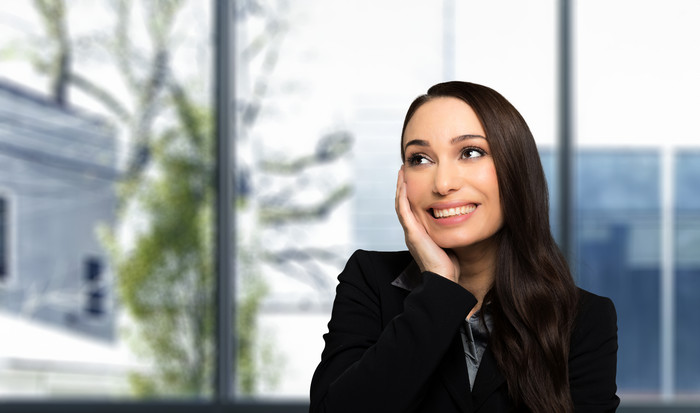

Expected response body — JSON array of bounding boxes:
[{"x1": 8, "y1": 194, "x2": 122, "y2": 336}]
[{"x1": 395, "y1": 166, "x2": 460, "y2": 284}]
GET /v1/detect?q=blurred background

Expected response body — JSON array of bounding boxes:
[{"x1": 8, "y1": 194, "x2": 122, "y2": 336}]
[{"x1": 0, "y1": 0, "x2": 699, "y2": 411}]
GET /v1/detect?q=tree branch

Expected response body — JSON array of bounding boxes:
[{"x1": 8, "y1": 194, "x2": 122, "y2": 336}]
[
  {"x1": 259, "y1": 130, "x2": 353, "y2": 174},
  {"x1": 69, "y1": 72, "x2": 131, "y2": 121},
  {"x1": 239, "y1": 19, "x2": 288, "y2": 133},
  {"x1": 33, "y1": 0, "x2": 71, "y2": 104},
  {"x1": 259, "y1": 183, "x2": 352, "y2": 225},
  {"x1": 111, "y1": 0, "x2": 138, "y2": 90}
]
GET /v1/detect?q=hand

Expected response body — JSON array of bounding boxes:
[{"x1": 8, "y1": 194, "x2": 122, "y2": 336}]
[{"x1": 395, "y1": 166, "x2": 460, "y2": 283}]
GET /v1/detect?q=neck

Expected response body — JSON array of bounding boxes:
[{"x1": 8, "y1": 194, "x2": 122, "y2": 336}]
[{"x1": 452, "y1": 236, "x2": 498, "y2": 314}]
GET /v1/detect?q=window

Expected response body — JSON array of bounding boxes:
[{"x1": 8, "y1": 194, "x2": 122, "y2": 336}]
[
  {"x1": 0, "y1": 195, "x2": 7, "y2": 280},
  {"x1": 575, "y1": 150, "x2": 661, "y2": 390},
  {"x1": 0, "y1": 0, "x2": 699, "y2": 411},
  {"x1": 84, "y1": 257, "x2": 104, "y2": 316},
  {"x1": 676, "y1": 152, "x2": 700, "y2": 392},
  {"x1": 0, "y1": 0, "x2": 216, "y2": 401},
  {"x1": 575, "y1": 0, "x2": 700, "y2": 400}
]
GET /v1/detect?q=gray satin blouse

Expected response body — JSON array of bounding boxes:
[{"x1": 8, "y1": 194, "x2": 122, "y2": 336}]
[
  {"x1": 460, "y1": 309, "x2": 492, "y2": 390},
  {"x1": 389, "y1": 262, "x2": 493, "y2": 391}
]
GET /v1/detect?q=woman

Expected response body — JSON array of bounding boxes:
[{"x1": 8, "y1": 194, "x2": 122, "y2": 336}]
[{"x1": 309, "y1": 81, "x2": 619, "y2": 412}]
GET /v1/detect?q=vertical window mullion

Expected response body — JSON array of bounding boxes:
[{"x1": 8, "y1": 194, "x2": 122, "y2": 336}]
[
  {"x1": 0, "y1": 196, "x2": 6, "y2": 280},
  {"x1": 660, "y1": 146, "x2": 676, "y2": 398},
  {"x1": 214, "y1": 0, "x2": 235, "y2": 404},
  {"x1": 558, "y1": 0, "x2": 574, "y2": 264}
]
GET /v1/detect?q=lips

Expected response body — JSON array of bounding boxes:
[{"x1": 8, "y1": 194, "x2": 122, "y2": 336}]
[{"x1": 430, "y1": 203, "x2": 477, "y2": 219}]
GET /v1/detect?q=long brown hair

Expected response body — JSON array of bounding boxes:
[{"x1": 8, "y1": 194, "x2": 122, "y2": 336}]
[{"x1": 401, "y1": 81, "x2": 579, "y2": 412}]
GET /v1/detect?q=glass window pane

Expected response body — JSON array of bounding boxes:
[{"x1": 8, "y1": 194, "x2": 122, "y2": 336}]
[
  {"x1": 234, "y1": 0, "x2": 556, "y2": 400},
  {"x1": 575, "y1": 151, "x2": 661, "y2": 391},
  {"x1": 576, "y1": 0, "x2": 700, "y2": 400},
  {"x1": 0, "y1": 1, "x2": 214, "y2": 399},
  {"x1": 675, "y1": 152, "x2": 700, "y2": 392}
]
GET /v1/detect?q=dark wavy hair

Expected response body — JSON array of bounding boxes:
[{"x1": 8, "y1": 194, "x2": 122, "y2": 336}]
[{"x1": 401, "y1": 81, "x2": 579, "y2": 412}]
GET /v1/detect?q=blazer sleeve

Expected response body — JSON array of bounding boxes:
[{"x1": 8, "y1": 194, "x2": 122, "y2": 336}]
[
  {"x1": 569, "y1": 291, "x2": 621, "y2": 412},
  {"x1": 309, "y1": 250, "x2": 477, "y2": 413}
]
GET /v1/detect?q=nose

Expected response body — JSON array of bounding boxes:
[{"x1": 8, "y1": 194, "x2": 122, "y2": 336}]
[{"x1": 433, "y1": 161, "x2": 461, "y2": 196}]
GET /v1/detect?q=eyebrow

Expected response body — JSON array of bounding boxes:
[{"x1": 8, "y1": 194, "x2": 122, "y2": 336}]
[
  {"x1": 403, "y1": 134, "x2": 487, "y2": 151},
  {"x1": 451, "y1": 134, "x2": 486, "y2": 144}
]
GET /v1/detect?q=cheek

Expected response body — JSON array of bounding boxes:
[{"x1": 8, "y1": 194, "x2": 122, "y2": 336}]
[
  {"x1": 474, "y1": 163, "x2": 499, "y2": 198},
  {"x1": 404, "y1": 175, "x2": 428, "y2": 208},
  {"x1": 482, "y1": 168, "x2": 503, "y2": 223},
  {"x1": 487, "y1": 174, "x2": 500, "y2": 202}
]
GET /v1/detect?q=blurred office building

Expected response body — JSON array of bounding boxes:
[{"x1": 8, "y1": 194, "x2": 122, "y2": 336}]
[{"x1": 0, "y1": 79, "x2": 128, "y2": 395}]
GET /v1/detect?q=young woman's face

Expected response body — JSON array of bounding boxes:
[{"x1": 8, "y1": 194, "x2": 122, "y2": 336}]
[{"x1": 402, "y1": 97, "x2": 503, "y2": 250}]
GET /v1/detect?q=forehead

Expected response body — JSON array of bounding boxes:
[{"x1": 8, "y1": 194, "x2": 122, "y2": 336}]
[{"x1": 403, "y1": 97, "x2": 485, "y2": 142}]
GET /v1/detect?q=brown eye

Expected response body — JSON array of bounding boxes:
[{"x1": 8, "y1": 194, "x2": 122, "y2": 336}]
[
  {"x1": 461, "y1": 147, "x2": 486, "y2": 159},
  {"x1": 406, "y1": 154, "x2": 431, "y2": 166}
]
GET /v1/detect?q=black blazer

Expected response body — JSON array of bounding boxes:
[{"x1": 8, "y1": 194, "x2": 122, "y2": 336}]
[{"x1": 310, "y1": 250, "x2": 620, "y2": 413}]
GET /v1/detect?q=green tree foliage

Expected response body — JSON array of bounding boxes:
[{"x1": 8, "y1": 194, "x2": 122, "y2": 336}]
[
  {"x1": 12, "y1": 0, "x2": 226, "y2": 396},
  {"x1": 5, "y1": 0, "x2": 354, "y2": 397},
  {"x1": 110, "y1": 97, "x2": 216, "y2": 396}
]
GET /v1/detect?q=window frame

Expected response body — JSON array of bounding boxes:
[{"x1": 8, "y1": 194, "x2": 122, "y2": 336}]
[
  {"x1": 0, "y1": 190, "x2": 15, "y2": 285},
  {"x1": 0, "y1": 193, "x2": 7, "y2": 280}
]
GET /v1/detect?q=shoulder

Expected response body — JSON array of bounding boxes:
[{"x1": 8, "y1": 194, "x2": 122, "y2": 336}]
[
  {"x1": 575, "y1": 289, "x2": 617, "y2": 324},
  {"x1": 346, "y1": 249, "x2": 413, "y2": 269},
  {"x1": 571, "y1": 288, "x2": 618, "y2": 350},
  {"x1": 335, "y1": 250, "x2": 413, "y2": 294},
  {"x1": 568, "y1": 289, "x2": 620, "y2": 409},
  {"x1": 342, "y1": 249, "x2": 413, "y2": 282}
]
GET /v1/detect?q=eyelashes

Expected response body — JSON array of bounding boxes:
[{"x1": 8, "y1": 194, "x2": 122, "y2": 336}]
[
  {"x1": 405, "y1": 146, "x2": 488, "y2": 166},
  {"x1": 406, "y1": 153, "x2": 430, "y2": 166},
  {"x1": 461, "y1": 146, "x2": 486, "y2": 159}
]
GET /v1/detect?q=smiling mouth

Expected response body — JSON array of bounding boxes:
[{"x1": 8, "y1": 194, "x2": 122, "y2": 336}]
[{"x1": 431, "y1": 204, "x2": 477, "y2": 219}]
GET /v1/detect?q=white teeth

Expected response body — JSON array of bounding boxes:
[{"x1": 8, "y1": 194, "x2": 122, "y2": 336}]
[{"x1": 432, "y1": 204, "x2": 476, "y2": 218}]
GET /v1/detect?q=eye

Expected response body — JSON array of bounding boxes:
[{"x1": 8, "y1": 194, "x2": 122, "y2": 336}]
[
  {"x1": 406, "y1": 153, "x2": 432, "y2": 166},
  {"x1": 461, "y1": 147, "x2": 486, "y2": 160}
]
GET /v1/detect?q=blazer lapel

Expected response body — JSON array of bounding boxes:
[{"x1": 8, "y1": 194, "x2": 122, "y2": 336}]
[
  {"x1": 471, "y1": 347, "x2": 506, "y2": 410},
  {"x1": 438, "y1": 333, "x2": 474, "y2": 412}
]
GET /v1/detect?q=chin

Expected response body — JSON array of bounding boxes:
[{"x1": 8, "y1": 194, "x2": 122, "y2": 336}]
[
  {"x1": 431, "y1": 236, "x2": 477, "y2": 250},
  {"x1": 430, "y1": 231, "x2": 500, "y2": 251}
]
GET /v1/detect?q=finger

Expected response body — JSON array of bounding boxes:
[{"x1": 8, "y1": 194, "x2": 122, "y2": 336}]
[
  {"x1": 397, "y1": 176, "x2": 425, "y2": 237},
  {"x1": 397, "y1": 180, "x2": 412, "y2": 226},
  {"x1": 395, "y1": 167, "x2": 402, "y2": 213},
  {"x1": 396, "y1": 165, "x2": 403, "y2": 194},
  {"x1": 396, "y1": 170, "x2": 415, "y2": 227},
  {"x1": 395, "y1": 166, "x2": 407, "y2": 213},
  {"x1": 395, "y1": 168, "x2": 411, "y2": 222}
]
